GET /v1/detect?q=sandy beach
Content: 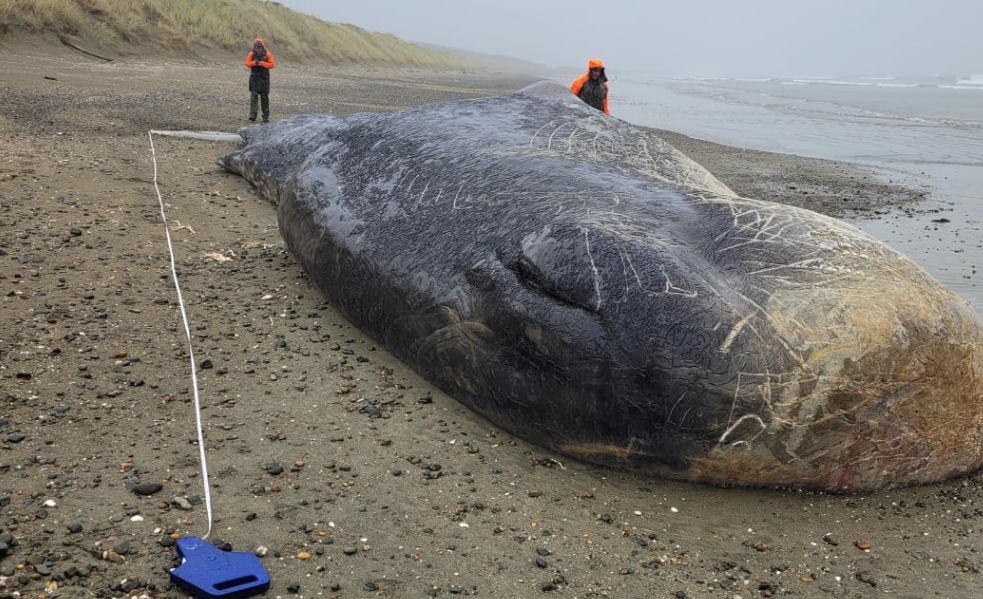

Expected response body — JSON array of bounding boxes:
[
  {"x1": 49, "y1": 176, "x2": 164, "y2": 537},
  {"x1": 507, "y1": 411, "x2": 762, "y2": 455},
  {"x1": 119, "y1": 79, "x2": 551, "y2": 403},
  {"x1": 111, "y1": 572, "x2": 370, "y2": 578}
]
[{"x1": 1, "y1": 40, "x2": 979, "y2": 599}]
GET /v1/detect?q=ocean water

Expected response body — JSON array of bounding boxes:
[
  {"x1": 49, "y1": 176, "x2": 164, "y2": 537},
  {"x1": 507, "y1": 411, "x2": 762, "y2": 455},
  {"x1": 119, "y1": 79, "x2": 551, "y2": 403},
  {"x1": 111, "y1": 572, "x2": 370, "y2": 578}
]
[{"x1": 604, "y1": 73, "x2": 983, "y2": 315}]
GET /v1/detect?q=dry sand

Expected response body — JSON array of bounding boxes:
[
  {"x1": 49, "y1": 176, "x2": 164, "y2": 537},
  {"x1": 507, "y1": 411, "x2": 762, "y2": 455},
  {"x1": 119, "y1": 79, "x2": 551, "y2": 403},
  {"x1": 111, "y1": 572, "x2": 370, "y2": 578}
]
[{"x1": 0, "y1": 41, "x2": 978, "y2": 599}]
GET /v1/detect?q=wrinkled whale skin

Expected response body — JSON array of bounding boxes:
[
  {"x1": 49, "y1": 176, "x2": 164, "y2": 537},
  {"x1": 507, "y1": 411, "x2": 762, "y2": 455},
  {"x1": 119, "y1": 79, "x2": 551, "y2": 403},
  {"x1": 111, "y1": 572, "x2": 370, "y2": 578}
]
[{"x1": 218, "y1": 81, "x2": 983, "y2": 492}]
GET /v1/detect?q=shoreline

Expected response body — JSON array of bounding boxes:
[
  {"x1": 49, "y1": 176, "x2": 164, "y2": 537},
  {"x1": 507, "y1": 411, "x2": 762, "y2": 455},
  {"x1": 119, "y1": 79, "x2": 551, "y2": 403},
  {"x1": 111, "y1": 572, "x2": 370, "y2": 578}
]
[
  {"x1": 1, "y1": 47, "x2": 980, "y2": 598},
  {"x1": 651, "y1": 127, "x2": 928, "y2": 218}
]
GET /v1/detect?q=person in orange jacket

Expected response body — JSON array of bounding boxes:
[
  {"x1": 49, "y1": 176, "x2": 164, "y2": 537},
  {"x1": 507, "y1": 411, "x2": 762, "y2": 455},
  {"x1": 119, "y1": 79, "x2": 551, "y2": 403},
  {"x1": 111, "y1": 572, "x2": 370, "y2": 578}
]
[
  {"x1": 570, "y1": 58, "x2": 609, "y2": 115},
  {"x1": 246, "y1": 37, "x2": 275, "y2": 123}
]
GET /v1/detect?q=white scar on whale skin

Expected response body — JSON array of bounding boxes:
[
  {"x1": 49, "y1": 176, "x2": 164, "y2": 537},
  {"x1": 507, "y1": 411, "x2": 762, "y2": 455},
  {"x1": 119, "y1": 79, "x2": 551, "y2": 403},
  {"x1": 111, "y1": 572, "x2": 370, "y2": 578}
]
[
  {"x1": 720, "y1": 316, "x2": 750, "y2": 352},
  {"x1": 615, "y1": 242, "x2": 700, "y2": 300},
  {"x1": 452, "y1": 183, "x2": 466, "y2": 210},
  {"x1": 528, "y1": 121, "x2": 555, "y2": 148},
  {"x1": 415, "y1": 180, "x2": 430, "y2": 209},
  {"x1": 666, "y1": 392, "x2": 688, "y2": 427},
  {"x1": 581, "y1": 227, "x2": 603, "y2": 311},
  {"x1": 566, "y1": 127, "x2": 581, "y2": 154},
  {"x1": 546, "y1": 122, "x2": 568, "y2": 151},
  {"x1": 718, "y1": 413, "x2": 767, "y2": 446}
]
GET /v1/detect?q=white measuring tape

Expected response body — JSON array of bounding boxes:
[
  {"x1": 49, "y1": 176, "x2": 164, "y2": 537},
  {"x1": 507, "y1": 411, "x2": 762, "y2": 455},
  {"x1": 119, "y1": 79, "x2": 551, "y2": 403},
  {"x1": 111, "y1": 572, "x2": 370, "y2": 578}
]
[{"x1": 147, "y1": 130, "x2": 214, "y2": 539}]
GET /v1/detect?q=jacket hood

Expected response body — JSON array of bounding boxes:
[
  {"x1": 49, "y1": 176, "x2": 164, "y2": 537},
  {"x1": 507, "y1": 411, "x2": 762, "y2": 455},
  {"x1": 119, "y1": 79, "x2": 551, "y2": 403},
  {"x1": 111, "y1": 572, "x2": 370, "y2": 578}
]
[
  {"x1": 585, "y1": 58, "x2": 607, "y2": 83},
  {"x1": 254, "y1": 37, "x2": 265, "y2": 46}
]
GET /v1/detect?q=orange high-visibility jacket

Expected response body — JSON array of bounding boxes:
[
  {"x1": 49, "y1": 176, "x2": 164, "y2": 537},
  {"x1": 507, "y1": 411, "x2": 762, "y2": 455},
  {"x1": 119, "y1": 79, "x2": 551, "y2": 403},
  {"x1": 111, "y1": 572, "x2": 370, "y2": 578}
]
[
  {"x1": 246, "y1": 37, "x2": 275, "y2": 69},
  {"x1": 569, "y1": 58, "x2": 609, "y2": 114}
]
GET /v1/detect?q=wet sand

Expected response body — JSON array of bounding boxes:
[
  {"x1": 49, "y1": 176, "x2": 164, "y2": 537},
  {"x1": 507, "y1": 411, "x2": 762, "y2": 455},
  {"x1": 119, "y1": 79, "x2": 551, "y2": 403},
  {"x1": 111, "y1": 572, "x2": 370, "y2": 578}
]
[{"x1": 0, "y1": 42, "x2": 979, "y2": 599}]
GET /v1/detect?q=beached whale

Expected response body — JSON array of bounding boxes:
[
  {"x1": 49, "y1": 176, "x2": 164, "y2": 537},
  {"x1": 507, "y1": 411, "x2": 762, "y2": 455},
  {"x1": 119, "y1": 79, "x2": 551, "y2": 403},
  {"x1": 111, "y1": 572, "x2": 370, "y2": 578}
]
[{"x1": 218, "y1": 81, "x2": 983, "y2": 492}]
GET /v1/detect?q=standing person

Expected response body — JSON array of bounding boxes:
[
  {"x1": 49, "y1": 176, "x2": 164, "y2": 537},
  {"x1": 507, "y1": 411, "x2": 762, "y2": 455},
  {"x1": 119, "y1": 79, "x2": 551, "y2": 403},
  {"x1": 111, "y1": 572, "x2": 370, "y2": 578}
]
[
  {"x1": 246, "y1": 37, "x2": 275, "y2": 123},
  {"x1": 570, "y1": 58, "x2": 609, "y2": 115}
]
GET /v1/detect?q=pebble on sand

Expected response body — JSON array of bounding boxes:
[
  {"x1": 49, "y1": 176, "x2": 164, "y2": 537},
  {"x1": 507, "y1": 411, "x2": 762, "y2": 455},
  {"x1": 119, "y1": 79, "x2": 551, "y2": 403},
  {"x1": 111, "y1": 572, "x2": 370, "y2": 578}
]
[{"x1": 129, "y1": 482, "x2": 163, "y2": 496}]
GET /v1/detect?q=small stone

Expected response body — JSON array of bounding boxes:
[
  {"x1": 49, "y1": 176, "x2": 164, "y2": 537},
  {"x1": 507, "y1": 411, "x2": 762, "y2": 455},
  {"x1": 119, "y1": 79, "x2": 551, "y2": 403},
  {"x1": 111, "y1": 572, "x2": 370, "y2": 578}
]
[
  {"x1": 255, "y1": 546, "x2": 268, "y2": 557},
  {"x1": 343, "y1": 546, "x2": 357, "y2": 555},
  {"x1": 528, "y1": 489, "x2": 543, "y2": 498},
  {"x1": 297, "y1": 552, "x2": 312, "y2": 560},
  {"x1": 66, "y1": 522, "x2": 83, "y2": 534},
  {"x1": 130, "y1": 482, "x2": 163, "y2": 496},
  {"x1": 173, "y1": 497, "x2": 193, "y2": 510},
  {"x1": 855, "y1": 540, "x2": 871, "y2": 550}
]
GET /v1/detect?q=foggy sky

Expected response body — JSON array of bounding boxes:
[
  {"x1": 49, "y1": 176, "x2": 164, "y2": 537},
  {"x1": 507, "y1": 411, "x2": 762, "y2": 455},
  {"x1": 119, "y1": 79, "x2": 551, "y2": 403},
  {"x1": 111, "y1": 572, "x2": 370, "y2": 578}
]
[{"x1": 274, "y1": 0, "x2": 981, "y2": 77}]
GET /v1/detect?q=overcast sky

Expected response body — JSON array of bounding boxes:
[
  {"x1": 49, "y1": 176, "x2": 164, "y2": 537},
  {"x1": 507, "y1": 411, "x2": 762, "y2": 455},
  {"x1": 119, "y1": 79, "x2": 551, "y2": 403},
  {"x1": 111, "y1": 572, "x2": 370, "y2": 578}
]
[{"x1": 275, "y1": 0, "x2": 981, "y2": 77}]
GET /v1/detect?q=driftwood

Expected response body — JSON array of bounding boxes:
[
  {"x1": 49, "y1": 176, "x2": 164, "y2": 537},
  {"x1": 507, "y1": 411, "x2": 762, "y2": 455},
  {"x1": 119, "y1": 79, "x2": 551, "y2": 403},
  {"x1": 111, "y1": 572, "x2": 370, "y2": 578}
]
[{"x1": 58, "y1": 36, "x2": 114, "y2": 62}]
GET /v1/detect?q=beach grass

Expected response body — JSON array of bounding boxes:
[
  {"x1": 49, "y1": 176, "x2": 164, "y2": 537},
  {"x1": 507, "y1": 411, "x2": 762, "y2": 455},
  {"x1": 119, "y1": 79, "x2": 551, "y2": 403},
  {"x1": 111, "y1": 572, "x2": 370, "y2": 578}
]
[{"x1": 0, "y1": 0, "x2": 477, "y2": 66}]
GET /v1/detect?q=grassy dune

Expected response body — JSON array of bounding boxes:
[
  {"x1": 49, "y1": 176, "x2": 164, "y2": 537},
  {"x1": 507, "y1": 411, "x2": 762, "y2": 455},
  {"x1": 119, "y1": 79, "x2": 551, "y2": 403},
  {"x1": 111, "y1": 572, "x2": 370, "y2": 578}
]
[{"x1": 0, "y1": 0, "x2": 491, "y2": 67}]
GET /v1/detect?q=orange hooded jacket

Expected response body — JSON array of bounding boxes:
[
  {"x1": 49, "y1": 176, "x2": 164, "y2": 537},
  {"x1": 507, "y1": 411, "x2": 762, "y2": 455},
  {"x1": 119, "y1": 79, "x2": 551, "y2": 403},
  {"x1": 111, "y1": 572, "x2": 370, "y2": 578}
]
[
  {"x1": 570, "y1": 58, "x2": 609, "y2": 114},
  {"x1": 245, "y1": 37, "x2": 275, "y2": 69}
]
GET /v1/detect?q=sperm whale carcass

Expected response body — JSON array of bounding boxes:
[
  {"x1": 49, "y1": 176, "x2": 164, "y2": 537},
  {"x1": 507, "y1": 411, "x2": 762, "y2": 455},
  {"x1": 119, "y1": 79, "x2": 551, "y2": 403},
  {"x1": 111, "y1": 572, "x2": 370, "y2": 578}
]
[{"x1": 218, "y1": 81, "x2": 983, "y2": 492}]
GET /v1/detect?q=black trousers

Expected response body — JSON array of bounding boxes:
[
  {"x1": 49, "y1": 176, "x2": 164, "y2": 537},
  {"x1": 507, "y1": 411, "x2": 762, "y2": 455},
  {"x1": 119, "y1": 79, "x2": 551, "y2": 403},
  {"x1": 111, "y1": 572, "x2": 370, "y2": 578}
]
[{"x1": 249, "y1": 92, "x2": 270, "y2": 120}]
